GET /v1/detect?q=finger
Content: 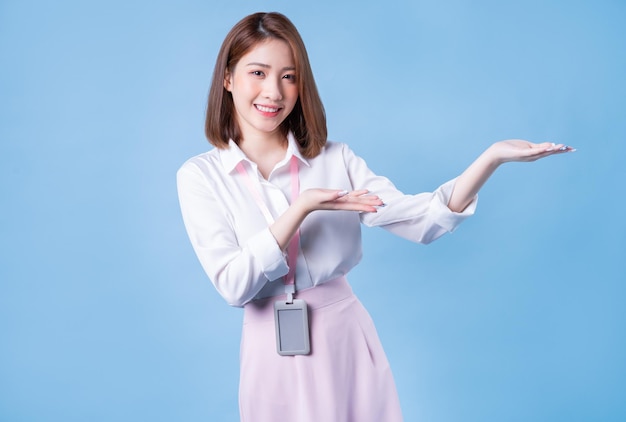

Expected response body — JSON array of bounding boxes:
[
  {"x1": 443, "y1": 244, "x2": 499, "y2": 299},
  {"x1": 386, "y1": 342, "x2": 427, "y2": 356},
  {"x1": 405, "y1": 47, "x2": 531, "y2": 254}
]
[
  {"x1": 545, "y1": 144, "x2": 576, "y2": 154},
  {"x1": 543, "y1": 142, "x2": 565, "y2": 152},
  {"x1": 334, "y1": 190, "x2": 379, "y2": 202},
  {"x1": 333, "y1": 189, "x2": 369, "y2": 199},
  {"x1": 523, "y1": 142, "x2": 564, "y2": 157},
  {"x1": 345, "y1": 189, "x2": 371, "y2": 198},
  {"x1": 544, "y1": 142, "x2": 576, "y2": 152},
  {"x1": 331, "y1": 193, "x2": 383, "y2": 207},
  {"x1": 343, "y1": 196, "x2": 384, "y2": 207},
  {"x1": 331, "y1": 202, "x2": 380, "y2": 213},
  {"x1": 526, "y1": 146, "x2": 576, "y2": 161},
  {"x1": 340, "y1": 191, "x2": 382, "y2": 203},
  {"x1": 334, "y1": 190, "x2": 375, "y2": 201}
]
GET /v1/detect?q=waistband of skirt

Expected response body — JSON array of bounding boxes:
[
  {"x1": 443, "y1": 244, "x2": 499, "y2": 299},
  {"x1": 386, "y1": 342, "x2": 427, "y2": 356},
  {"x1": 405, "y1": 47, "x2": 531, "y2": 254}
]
[{"x1": 243, "y1": 276, "x2": 352, "y2": 324}]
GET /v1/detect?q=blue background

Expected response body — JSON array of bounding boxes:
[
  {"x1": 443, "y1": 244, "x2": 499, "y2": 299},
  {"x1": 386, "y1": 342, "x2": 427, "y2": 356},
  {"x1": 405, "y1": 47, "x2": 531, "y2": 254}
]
[{"x1": 1, "y1": 0, "x2": 624, "y2": 421}]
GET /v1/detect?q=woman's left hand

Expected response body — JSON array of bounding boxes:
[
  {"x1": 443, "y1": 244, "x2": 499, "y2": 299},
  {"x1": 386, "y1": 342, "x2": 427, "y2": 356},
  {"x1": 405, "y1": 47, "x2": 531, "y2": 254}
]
[
  {"x1": 447, "y1": 139, "x2": 575, "y2": 212},
  {"x1": 488, "y1": 140, "x2": 576, "y2": 164}
]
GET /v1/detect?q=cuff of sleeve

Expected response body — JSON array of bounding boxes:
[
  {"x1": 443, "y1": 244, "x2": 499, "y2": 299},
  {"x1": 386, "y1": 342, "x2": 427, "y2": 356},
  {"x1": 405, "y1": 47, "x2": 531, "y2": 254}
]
[
  {"x1": 247, "y1": 228, "x2": 289, "y2": 282},
  {"x1": 431, "y1": 179, "x2": 478, "y2": 233}
]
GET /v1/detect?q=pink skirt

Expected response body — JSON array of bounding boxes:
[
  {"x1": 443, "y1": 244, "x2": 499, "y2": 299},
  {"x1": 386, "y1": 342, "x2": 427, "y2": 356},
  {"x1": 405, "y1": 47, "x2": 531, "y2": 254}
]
[{"x1": 240, "y1": 277, "x2": 403, "y2": 422}]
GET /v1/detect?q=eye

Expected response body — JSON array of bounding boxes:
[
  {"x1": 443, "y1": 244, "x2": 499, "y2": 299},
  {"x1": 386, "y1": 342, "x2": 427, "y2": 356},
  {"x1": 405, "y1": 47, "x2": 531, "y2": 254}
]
[
  {"x1": 283, "y1": 74, "x2": 296, "y2": 82},
  {"x1": 250, "y1": 70, "x2": 265, "y2": 77}
]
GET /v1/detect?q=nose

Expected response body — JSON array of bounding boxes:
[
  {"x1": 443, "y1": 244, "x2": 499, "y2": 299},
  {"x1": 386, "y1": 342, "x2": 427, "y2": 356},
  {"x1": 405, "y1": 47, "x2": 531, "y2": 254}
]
[{"x1": 262, "y1": 77, "x2": 283, "y2": 101}]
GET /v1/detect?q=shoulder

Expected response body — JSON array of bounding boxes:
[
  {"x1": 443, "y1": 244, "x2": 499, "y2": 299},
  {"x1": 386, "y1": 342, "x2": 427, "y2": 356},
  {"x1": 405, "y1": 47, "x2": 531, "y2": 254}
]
[
  {"x1": 309, "y1": 141, "x2": 367, "y2": 171},
  {"x1": 316, "y1": 140, "x2": 354, "y2": 159},
  {"x1": 177, "y1": 148, "x2": 221, "y2": 175},
  {"x1": 307, "y1": 141, "x2": 368, "y2": 177},
  {"x1": 176, "y1": 148, "x2": 228, "y2": 192},
  {"x1": 323, "y1": 140, "x2": 347, "y2": 151},
  {"x1": 319, "y1": 141, "x2": 365, "y2": 165}
]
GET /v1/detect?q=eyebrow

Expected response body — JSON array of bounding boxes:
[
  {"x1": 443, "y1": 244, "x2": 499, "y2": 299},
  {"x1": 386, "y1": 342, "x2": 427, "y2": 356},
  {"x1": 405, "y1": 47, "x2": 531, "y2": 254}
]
[{"x1": 245, "y1": 62, "x2": 296, "y2": 71}]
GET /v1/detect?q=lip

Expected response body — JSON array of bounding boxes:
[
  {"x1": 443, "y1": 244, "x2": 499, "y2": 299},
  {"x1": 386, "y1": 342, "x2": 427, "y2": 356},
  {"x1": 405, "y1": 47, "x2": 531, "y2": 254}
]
[{"x1": 254, "y1": 104, "x2": 282, "y2": 117}]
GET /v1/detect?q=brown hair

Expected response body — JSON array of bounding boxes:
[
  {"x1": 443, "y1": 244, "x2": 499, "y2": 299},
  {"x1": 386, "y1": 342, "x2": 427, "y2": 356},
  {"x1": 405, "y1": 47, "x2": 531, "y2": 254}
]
[{"x1": 205, "y1": 12, "x2": 327, "y2": 158}]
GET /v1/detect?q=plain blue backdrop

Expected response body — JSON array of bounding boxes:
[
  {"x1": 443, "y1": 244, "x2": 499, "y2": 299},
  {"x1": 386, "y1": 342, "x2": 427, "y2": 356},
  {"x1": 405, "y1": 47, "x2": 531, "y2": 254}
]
[{"x1": 1, "y1": 0, "x2": 624, "y2": 421}]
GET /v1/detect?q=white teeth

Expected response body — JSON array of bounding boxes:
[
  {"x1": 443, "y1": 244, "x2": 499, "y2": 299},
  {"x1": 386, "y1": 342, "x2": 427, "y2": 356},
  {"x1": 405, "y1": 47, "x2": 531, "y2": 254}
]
[{"x1": 256, "y1": 105, "x2": 279, "y2": 113}]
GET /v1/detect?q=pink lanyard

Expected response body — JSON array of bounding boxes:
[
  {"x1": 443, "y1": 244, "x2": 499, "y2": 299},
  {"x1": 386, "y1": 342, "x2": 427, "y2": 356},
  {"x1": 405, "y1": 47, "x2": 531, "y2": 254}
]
[{"x1": 235, "y1": 156, "x2": 300, "y2": 300}]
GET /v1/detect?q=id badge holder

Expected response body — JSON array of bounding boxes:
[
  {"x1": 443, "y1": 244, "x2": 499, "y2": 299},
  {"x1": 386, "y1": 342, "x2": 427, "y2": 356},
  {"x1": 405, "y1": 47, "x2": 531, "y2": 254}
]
[{"x1": 274, "y1": 291, "x2": 310, "y2": 356}]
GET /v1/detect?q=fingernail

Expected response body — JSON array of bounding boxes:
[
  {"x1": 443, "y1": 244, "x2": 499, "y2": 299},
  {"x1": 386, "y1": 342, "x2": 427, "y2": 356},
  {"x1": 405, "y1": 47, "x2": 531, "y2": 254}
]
[{"x1": 337, "y1": 190, "x2": 348, "y2": 197}]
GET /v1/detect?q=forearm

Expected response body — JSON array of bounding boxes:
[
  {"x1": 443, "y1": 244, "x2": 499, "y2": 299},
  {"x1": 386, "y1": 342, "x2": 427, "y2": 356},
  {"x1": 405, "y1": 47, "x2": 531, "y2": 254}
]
[
  {"x1": 446, "y1": 139, "x2": 574, "y2": 212},
  {"x1": 269, "y1": 188, "x2": 382, "y2": 250},
  {"x1": 269, "y1": 201, "x2": 309, "y2": 250},
  {"x1": 447, "y1": 146, "x2": 501, "y2": 213}
]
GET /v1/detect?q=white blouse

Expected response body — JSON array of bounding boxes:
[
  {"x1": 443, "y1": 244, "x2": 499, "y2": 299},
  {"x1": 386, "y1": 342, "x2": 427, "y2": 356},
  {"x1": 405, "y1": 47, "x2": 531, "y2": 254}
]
[{"x1": 177, "y1": 134, "x2": 477, "y2": 307}]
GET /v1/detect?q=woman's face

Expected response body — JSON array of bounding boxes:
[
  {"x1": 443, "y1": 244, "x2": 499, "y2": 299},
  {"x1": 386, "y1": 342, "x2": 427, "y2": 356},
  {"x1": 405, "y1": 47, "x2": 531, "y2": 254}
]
[{"x1": 224, "y1": 38, "x2": 298, "y2": 142}]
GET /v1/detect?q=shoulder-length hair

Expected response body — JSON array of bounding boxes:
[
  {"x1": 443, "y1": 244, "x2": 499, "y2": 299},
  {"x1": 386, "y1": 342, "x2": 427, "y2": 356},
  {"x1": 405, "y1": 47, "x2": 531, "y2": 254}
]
[{"x1": 205, "y1": 12, "x2": 327, "y2": 158}]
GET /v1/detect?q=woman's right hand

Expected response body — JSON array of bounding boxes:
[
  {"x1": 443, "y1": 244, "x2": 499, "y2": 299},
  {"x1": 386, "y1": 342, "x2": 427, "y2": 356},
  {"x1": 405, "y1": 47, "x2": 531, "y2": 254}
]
[
  {"x1": 270, "y1": 188, "x2": 382, "y2": 250},
  {"x1": 296, "y1": 188, "x2": 383, "y2": 214}
]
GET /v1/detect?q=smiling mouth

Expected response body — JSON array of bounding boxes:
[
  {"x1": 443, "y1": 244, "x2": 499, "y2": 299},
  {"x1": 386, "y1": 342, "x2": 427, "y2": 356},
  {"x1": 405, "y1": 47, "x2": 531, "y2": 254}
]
[{"x1": 255, "y1": 104, "x2": 281, "y2": 113}]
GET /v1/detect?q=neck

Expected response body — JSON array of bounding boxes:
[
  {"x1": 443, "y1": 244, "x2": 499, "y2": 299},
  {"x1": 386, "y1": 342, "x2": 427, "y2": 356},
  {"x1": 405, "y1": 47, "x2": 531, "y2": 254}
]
[
  {"x1": 239, "y1": 133, "x2": 286, "y2": 156},
  {"x1": 239, "y1": 133, "x2": 288, "y2": 179}
]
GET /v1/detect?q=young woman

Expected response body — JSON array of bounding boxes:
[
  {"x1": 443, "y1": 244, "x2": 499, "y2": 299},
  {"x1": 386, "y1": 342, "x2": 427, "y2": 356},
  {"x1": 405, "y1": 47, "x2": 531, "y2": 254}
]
[{"x1": 177, "y1": 12, "x2": 574, "y2": 421}]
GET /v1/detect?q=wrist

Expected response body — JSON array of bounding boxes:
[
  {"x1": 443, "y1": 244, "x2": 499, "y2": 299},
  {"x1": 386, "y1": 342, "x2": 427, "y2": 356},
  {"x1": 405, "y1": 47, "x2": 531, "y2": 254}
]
[
  {"x1": 291, "y1": 196, "x2": 313, "y2": 220},
  {"x1": 483, "y1": 143, "x2": 507, "y2": 167}
]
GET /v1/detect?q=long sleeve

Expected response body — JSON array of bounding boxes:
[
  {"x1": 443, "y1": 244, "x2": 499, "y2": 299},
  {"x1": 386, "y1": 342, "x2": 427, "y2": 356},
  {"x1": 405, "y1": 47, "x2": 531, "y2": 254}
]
[
  {"x1": 342, "y1": 144, "x2": 477, "y2": 244},
  {"x1": 177, "y1": 159, "x2": 289, "y2": 307},
  {"x1": 177, "y1": 139, "x2": 477, "y2": 307}
]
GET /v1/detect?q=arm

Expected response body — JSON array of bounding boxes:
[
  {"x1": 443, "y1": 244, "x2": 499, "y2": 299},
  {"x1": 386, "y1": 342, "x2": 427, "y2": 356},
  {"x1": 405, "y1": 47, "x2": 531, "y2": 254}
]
[
  {"x1": 177, "y1": 164, "x2": 287, "y2": 306},
  {"x1": 178, "y1": 161, "x2": 381, "y2": 306},
  {"x1": 341, "y1": 143, "x2": 477, "y2": 244},
  {"x1": 447, "y1": 140, "x2": 575, "y2": 213},
  {"x1": 270, "y1": 188, "x2": 382, "y2": 250}
]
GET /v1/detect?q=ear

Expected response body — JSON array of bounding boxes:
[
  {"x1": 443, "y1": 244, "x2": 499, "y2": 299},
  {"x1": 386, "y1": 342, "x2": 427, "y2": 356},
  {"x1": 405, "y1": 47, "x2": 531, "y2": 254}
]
[{"x1": 224, "y1": 70, "x2": 232, "y2": 92}]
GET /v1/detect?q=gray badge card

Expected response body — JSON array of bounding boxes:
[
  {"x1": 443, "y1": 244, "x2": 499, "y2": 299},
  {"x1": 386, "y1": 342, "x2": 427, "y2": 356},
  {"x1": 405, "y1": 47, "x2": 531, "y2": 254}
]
[{"x1": 274, "y1": 299, "x2": 311, "y2": 356}]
